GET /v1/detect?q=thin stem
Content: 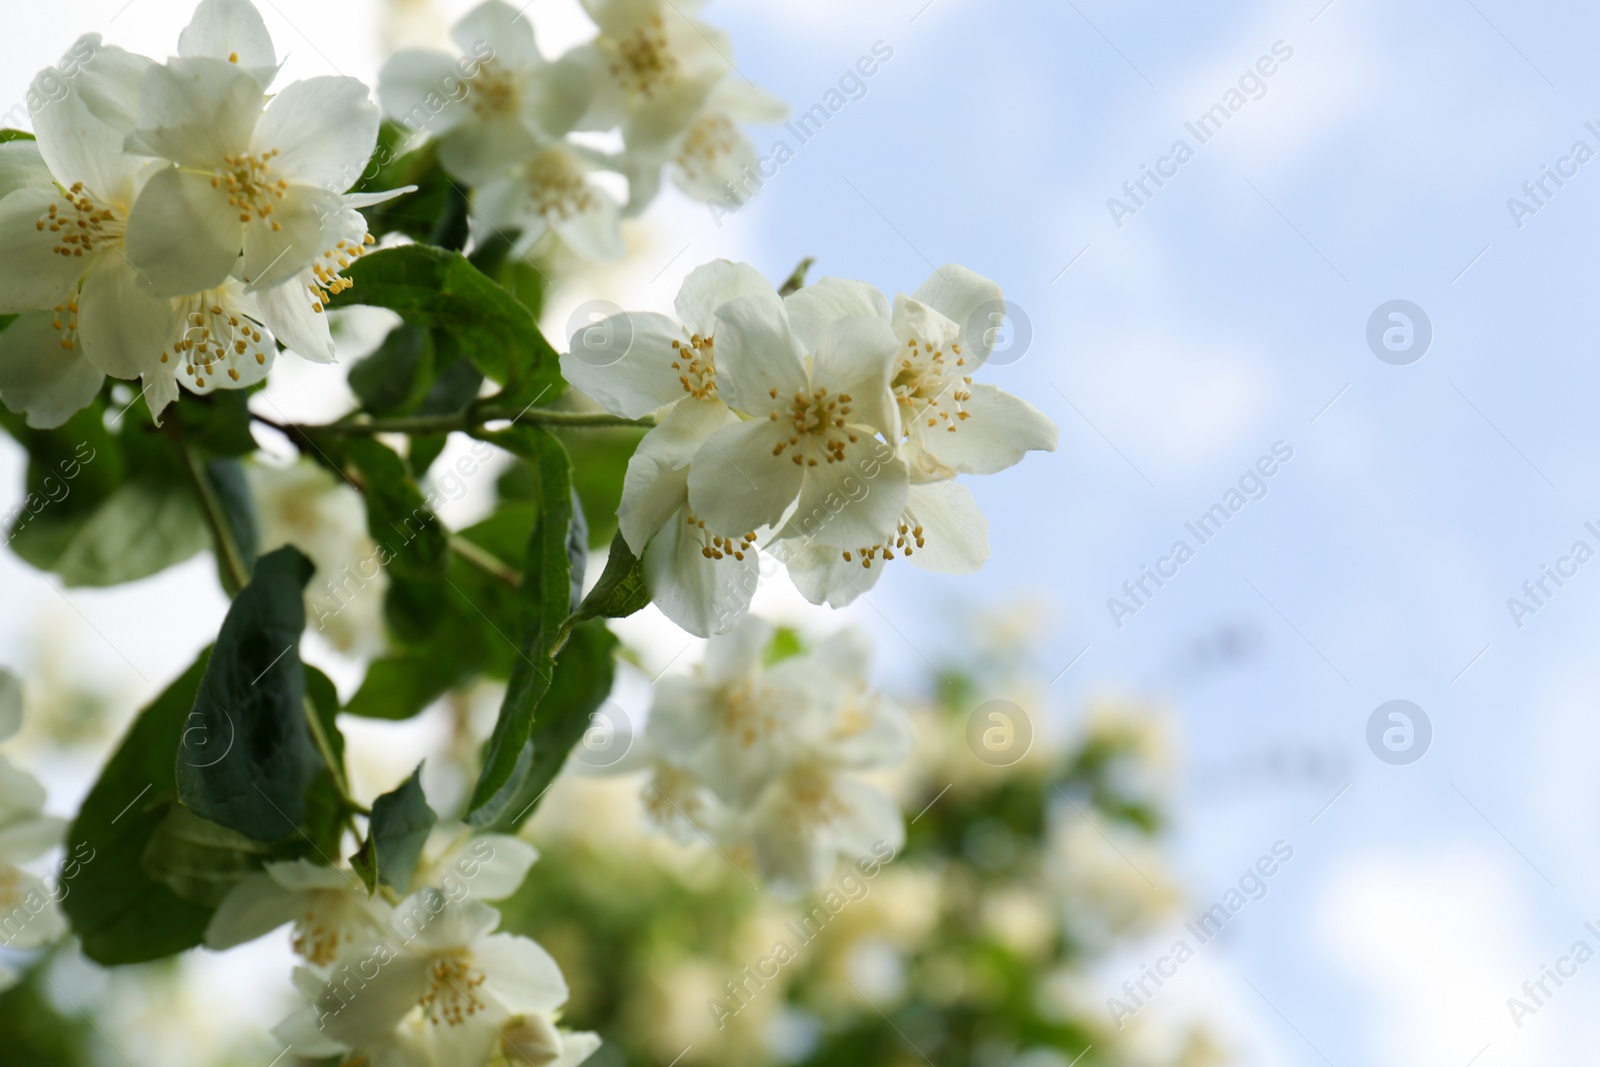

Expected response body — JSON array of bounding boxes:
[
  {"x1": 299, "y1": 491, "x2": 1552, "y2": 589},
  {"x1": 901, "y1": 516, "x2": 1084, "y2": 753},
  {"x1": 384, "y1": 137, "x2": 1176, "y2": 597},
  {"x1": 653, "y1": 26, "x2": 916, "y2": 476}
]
[
  {"x1": 259, "y1": 407, "x2": 652, "y2": 439},
  {"x1": 181, "y1": 446, "x2": 250, "y2": 596},
  {"x1": 304, "y1": 695, "x2": 368, "y2": 817},
  {"x1": 450, "y1": 534, "x2": 522, "y2": 587}
]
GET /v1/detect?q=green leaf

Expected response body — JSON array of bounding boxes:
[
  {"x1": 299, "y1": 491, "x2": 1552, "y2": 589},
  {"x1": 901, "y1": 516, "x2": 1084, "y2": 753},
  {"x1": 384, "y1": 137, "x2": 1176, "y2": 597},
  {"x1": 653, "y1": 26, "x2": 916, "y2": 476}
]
[
  {"x1": 171, "y1": 389, "x2": 258, "y2": 456},
  {"x1": 141, "y1": 806, "x2": 272, "y2": 907},
  {"x1": 348, "y1": 324, "x2": 435, "y2": 415},
  {"x1": 569, "y1": 530, "x2": 650, "y2": 624},
  {"x1": 475, "y1": 622, "x2": 618, "y2": 833},
  {"x1": 315, "y1": 436, "x2": 449, "y2": 642},
  {"x1": 300, "y1": 665, "x2": 350, "y2": 859},
  {"x1": 352, "y1": 764, "x2": 436, "y2": 893},
  {"x1": 465, "y1": 428, "x2": 580, "y2": 821},
  {"x1": 342, "y1": 504, "x2": 533, "y2": 720},
  {"x1": 0, "y1": 130, "x2": 35, "y2": 143},
  {"x1": 63, "y1": 652, "x2": 215, "y2": 964},
  {"x1": 10, "y1": 478, "x2": 208, "y2": 586},
  {"x1": 351, "y1": 125, "x2": 452, "y2": 243},
  {"x1": 176, "y1": 547, "x2": 319, "y2": 842},
  {"x1": 326, "y1": 244, "x2": 561, "y2": 401}
]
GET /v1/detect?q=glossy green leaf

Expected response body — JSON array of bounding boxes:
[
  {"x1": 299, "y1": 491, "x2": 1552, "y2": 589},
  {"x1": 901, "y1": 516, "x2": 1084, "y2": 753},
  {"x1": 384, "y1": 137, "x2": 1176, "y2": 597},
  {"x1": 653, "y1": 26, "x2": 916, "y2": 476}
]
[
  {"x1": 352, "y1": 764, "x2": 436, "y2": 893},
  {"x1": 175, "y1": 547, "x2": 318, "y2": 842},
  {"x1": 140, "y1": 806, "x2": 272, "y2": 907}
]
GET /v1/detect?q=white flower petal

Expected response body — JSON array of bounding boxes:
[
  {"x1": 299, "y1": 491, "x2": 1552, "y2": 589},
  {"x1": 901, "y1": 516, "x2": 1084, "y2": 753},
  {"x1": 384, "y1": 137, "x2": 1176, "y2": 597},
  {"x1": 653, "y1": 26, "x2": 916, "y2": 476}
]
[
  {"x1": 903, "y1": 480, "x2": 988, "y2": 573},
  {"x1": 558, "y1": 311, "x2": 686, "y2": 419},
  {"x1": 643, "y1": 504, "x2": 758, "y2": 638},
  {"x1": 270, "y1": 1004, "x2": 348, "y2": 1058},
  {"x1": 710, "y1": 290, "x2": 805, "y2": 415},
  {"x1": 398, "y1": 893, "x2": 499, "y2": 953},
  {"x1": 253, "y1": 269, "x2": 334, "y2": 362},
  {"x1": 0, "y1": 188, "x2": 87, "y2": 314},
  {"x1": 240, "y1": 182, "x2": 343, "y2": 291},
  {"x1": 0, "y1": 311, "x2": 104, "y2": 429},
  {"x1": 77, "y1": 253, "x2": 172, "y2": 381},
  {"x1": 437, "y1": 114, "x2": 539, "y2": 186},
  {"x1": 918, "y1": 382, "x2": 1057, "y2": 475},
  {"x1": 670, "y1": 118, "x2": 758, "y2": 206},
  {"x1": 0, "y1": 812, "x2": 66, "y2": 864},
  {"x1": 812, "y1": 313, "x2": 899, "y2": 435},
  {"x1": 686, "y1": 418, "x2": 804, "y2": 538},
  {"x1": 32, "y1": 37, "x2": 154, "y2": 203},
  {"x1": 827, "y1": 777, "x2": 904, "y2": 857},
  {"x1": 203, "y1": 871, "x2": 303, "y2": 949},
  {"x1": 255, "y1": 76, "x2": 379, "y2": 192},
  {"x1": 455, "y1": 834, "x2": 537, "y2": 900},
  {"x1": 617, "y1": 398, "x2": 734, "y2": 553},
  {"x1": 771, "y1": 536, "x2": 879, "y2": 608},
  {"x1": 707, "y1": 78, "x2": 787, "y2": 123},
  {"x1": 911, "y1": 264, "x2": 1003, "y2": 361},
  {"x1": 452, "y1": 0, "x2": 542, "y2": 71},
  {"x1": 0, "y1": 868, "x2": 67, "y2": 948},
  {"x1": 787, "y1": 435, "x2": 908, "y2": 550},
  {"x1": 312, "y1": 956, "x2": 433, "y2": 1047},
  {"x1": 783, "y1": 278, "x2": 889, "y2": 353},
  {"x1": 474, "y1": 932, "x2": 569, "y2": 1015},
  {"x1": 124, "y1": 166, "x2": 243, "y2": 297},
  {"x1": 265, "y1": 857, "x2": 362, "y2": 891},
  {"x1": 549, "y1": 1030, "x2": 603, "y2": 1067},
  {"x1": 130, "y1": 57, "x2": 263, "y2": 169},
  {"x1": 378, "y1": 49, "x2": 473, "y2": 136},
  {"x1": 673, "y1": 259, "x2": 772, "y2": 337},
  {"x1": 547, "y1": 185, "x2": 624, "y2": 262},
  {"x1": 703, "y1": 614, "x2": 771, "y2": 684},
  {"x1": 0, "y1": 141, "x2": 53, "y2": 200},
  {"x1": 179, "y1": 0, "x2": 278, "y2": 89}
]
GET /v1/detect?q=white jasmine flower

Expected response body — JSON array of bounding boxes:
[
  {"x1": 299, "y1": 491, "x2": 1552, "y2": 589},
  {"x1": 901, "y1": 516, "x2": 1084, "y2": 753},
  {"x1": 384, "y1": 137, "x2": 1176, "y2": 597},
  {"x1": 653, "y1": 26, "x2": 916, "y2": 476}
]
[
  {"x1": 644, "y1": 617, "x2": 814, "y2": 806},
  {"x1": 409, "y1": 826, "x2": 538, "y2": 901},
  {"x1": 0, "y1": 754, "x2": 68, "y2": 979},
  {"x1": 286, "y1": 891, "x2": 588, "y2": 1067},
  {"x1": 620, "y1": 76, "x2": 786, "y2": 212},
  {"x1": 558, "y1": 260, "x2": 775, "y2": 634},
  {"x1": 772, "y1": 479, "x2": 989, "y2": 608},
  {"x1": 378, "y1": 0, "x2": 591, "y2": 185},
  {"x1": 685, "y1": 286, "x2": 908, "y2": 548},
  {"x1": 571, "y1": 0, "x2": 733, "y2": 144},
  {"x1": 205, "y1": 858, "x2": 391, "y2": 965},
  {"x1": 147, "y1": 277, "x2": 277, "y2": 416},
  {"x1": 177, "y1": 0, "x2": 281, "y2": 91},
  {"x1": 889, "y1": 266, "x2": 1057, "y2": 479},
  {"x1": 472, "y1": 142, "x2": 622, "y2": 261},
  {"x1": 123, "y1": 57, "x2": 380, "y2": 296},
  {"x1": 0, "y1": 38, "x2": 171, "y2": 427},
  {"x1": 723, "y1": 630, "x2": 910, "y2": 895}
]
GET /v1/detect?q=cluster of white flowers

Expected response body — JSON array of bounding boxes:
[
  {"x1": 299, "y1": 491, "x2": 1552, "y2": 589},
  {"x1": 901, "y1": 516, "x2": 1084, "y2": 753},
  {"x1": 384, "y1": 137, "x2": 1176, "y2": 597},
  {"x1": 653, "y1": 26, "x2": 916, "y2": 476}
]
[
  {"x1": 203, "y1": 822, "x2": 598, "y2": 1066},
  {"x1": 376, "y1": 0, "x2": 783, "y2": 261},
  {"x1": 561, "y1": 260, "x2": 1058, "y2": 636},
  {"x1": 0, "y1": 670, "x2": 70, "y2": 989},
  {"x1": 633, "y1": 618, "x2": 910, "y2": 897},
  {"x1": 0, "y1": 0, "x2": 401, "y2": 429}
]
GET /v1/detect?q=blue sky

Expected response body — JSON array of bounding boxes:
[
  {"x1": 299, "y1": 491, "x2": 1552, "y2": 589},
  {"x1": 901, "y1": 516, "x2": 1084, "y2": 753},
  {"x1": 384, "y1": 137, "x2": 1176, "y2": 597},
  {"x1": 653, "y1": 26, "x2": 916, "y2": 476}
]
[{"x1": 5, "y1": 0, "x2": 1600, "y2": 1063}]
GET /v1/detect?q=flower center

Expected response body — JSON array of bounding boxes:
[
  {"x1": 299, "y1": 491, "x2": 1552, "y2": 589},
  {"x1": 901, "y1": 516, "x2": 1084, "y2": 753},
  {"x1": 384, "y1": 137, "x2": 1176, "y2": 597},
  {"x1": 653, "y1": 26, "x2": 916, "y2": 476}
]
[
  {"x1": 779, "y1": 764, "x2": 850, "y2": 826},
  {"x1": 467, "y1": 59, "x2": 519, "y2": 116},
  {"x1": 840, "y1": 519, "x2": 924, "y2": 570},
  {"x1": 163, "y1": 295, "x2": 270, "y2": 388},
  {"x1": 767, "y1": 388, "x2": 856, "y2": 466},
  {"x1": 291, "y1": 901, "x2": 358, "y2": 966},
  {"x1": 419, "y1": 955, "x2": 489, "y2": 1027},
  {"x1": 892, "y1": 338, "x2": 972, "y2": 434},
  {"x1": 675, "y1": 114, "x2": 738, "y2": 181},
  {"x1": 668, "y1": 334, "x2": 717, "y2": 399},
  {"x1": 38, "y1": 184, "x2": 125, "y2": 258},
  {"x1": 683, "y1": 511, "x2": 756, "y2": 562},
  {"x1": 214, "y1": 149, "x2": 288, "y2": 231},
  {"x1": 719, "y1": 680, "x2": 779, "y2": 748},
  {"x1": 307, "y1": 233, "x2": 375, "y2": 312},
  {"x1": 524, "y1": 150, "x2": 596, "y2": 221},
  {"x1": 604, "y1": 16, "x2": 678, "y2": 95},
  {"x1": 49, "y1": 293, "x2": 82, "y2": 352}
]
